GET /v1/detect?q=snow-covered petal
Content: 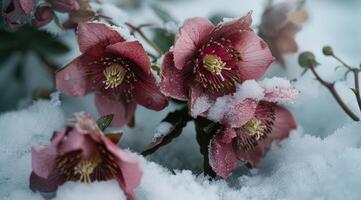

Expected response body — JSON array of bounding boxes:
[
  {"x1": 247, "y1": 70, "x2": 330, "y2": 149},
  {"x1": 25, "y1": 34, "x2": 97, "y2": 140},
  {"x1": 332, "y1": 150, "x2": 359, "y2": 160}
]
[
  {"x1": 173, "y1": 17, "x2": 214, "y2": 70},
  {"x1": 259, "y1": 77, "x2": 299, "y2": 102}
]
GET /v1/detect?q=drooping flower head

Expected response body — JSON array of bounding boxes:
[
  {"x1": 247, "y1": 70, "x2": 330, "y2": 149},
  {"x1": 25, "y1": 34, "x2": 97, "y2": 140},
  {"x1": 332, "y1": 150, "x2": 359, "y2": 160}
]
[
  {"x1": 259, "y1": 0, "x2": 308, "y2": 65},
  {"x1": 30, "y1": 112, "x2": 143, "y2": 200},
  {"x1": 2, "y1": 0, "x2": 36, "y2": 29},
  {"x1": 56, "y1": 22, "x2": 168, "y2": 126},
  {"x1": 191, "y1": 78, "x2": 299, "y2": 178},
  {"x1": 160, "y1": 12, "x2": 274, "y2": 103}
]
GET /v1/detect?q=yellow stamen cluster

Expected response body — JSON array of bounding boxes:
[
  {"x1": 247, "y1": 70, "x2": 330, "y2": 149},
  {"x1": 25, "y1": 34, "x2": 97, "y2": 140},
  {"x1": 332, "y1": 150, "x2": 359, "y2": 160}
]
[
  {"x1": 203, "y1": 54, "x2": 228, "y2": 75},
  {"x1": 74, "y1": 156, "x2": 101, "y2": 183},
  {"x1": 103, "y1": 64, "x2": 126, "y2": 89},
  {"x1": 243, "y1": 118, "x2": 267, "y2": 140}
]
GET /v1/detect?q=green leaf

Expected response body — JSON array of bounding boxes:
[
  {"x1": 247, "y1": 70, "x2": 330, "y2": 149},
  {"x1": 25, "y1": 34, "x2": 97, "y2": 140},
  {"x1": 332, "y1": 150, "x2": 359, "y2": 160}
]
[
  {"x1": 97, "y1": 114, "x2": 114, "y2": 131},
  {"x1": 351, "y1": 88, "x2": 359, "y2": 95},
  {"x1": 142, "y1": 106, "x2": 192, "y2": 156},
  {"x1": 153, "y1": 28, "x2": 175, "y2": 53},
  {"x1": 209, "y1": 13, "x2": 233, "y2": 25},
  {"x1": 151, "y1": 4, "x2": 177, "y2": 23}
]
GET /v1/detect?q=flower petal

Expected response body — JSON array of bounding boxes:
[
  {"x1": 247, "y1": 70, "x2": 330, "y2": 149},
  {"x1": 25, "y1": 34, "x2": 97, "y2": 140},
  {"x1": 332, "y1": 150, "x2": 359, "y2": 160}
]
[
  {"x1": 77, "y1": 22, "x2": 124, "y2": 57},
  {"x1": 259, "y1": 77, "x2": 299, "y2": 102},
  {"x1": 224, "y1": 99, "x2": 258, "y2": 128},
  {"x1": 95, "y1": 93, "x2": 137, "y2": 127},
  {"x1": 174, "y1": 17, "x2": 214, "y2": 70},
  {"x1": 209, "y1": 130, "x2": 239, "y2": 178},
  {"x1": 267, "y1": 105, "x2": 296, "y2": 141},
  {"x1": 102, "y1": 135, "x2": 143, "y2": 200},
  {"x1": 210, "y1": 12, "x2": 252, "y2": 39},
  {"x1": 56, "y1": 56, "x2": 88, "y2": 96},
  {"x1": 106, "y1": 41, "x2": 151, "y2": 74},
  {"x1": 233, "y1": 31, "x2": 274, "y2": 81},
  {"x1": 31, "y1": 145, "x2": 58, "y2": 179},
  {"x1": 29, "y1": 171, "x2": 65, "y2": 194},
  {"x1": 134, "y1": 74, "x2": 169, "y2": 111},
  {"x1": 160, "y1": 52, "x2": 189, "y2": 101}
]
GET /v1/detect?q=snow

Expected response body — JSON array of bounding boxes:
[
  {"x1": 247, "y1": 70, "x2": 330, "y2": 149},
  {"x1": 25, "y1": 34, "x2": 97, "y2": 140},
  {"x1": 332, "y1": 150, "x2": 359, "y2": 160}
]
[
  {"x1": 153, "y1": 122, "x2": 173, "y2": 139},
  {"x1": 1, "y1": 0, "x2": 361, "y2": 199}
]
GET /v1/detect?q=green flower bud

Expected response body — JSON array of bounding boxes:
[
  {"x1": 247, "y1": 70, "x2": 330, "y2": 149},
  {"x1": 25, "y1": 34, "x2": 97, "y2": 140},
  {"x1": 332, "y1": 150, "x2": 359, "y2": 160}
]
[
  {"x1": 322, "y1": 46, "x2": 334, "y2": 56},
  {"x1": 299, "y1": 52, "x2": 318, "y2": 68}
]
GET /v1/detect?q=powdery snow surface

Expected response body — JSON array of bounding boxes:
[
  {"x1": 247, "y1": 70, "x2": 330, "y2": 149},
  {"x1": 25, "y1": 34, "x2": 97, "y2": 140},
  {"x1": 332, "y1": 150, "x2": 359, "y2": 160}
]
[
  {"x1": 1, "y1": 0, "x2": 361, "y2": 199},
  {"x1": 1, "y1": 101, "x2": 361, "y2": 200}
]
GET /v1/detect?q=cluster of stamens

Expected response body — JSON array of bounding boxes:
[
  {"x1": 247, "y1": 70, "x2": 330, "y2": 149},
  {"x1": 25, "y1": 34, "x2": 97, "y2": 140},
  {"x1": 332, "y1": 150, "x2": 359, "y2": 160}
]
[
  {"x1": 102, "y1": 64, "x2": 126, "y2": 89},
  {"x1": 243, "y1": 118, "x2": 267, "y2": 140},
  {"x1": 202, "y1": 54, "x2": 231, "y2": 81},
  {"x1": 73, "y1": 156, "x2": 102, "y2": 183}
]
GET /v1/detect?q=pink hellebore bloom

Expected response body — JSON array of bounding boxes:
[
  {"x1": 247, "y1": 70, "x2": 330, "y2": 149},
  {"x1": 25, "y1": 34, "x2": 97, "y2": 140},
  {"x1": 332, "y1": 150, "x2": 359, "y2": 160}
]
[
  {"x1": 160, "y1": 12, "x2": 274, "y2": 103},
  {"x1": 56, "y1": 22, "x2": 168, "y2": 127},
  {"x1": 30, "y1": 112, "x2": 143, "y2": 200},
  {"x1": 198, "y1": 78, "x2": 299, "y2": 178},
  {"x1": 2, "y1": 0, "x2": 35, "y2": 29},
  {"x1": 209, "y1": 102, "x2": 296, "y2": 178},
  {"x1": 32, "y1": 6, "x2": 54, "y2": 27},
  {"x1": 259, "y1": 0, "x2": 308, "y2": 65}
]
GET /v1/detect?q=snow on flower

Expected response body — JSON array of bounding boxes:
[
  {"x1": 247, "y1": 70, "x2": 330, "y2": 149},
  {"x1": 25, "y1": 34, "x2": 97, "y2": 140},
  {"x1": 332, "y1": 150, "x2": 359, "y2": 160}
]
[
  {"x1": 30, "y1": 112, "x2": 143, "y2": 200},
  {"x1": 259, "y1": 0, "x2": 308, "y2": 65},
  {"x1": 56, "y1": 22, "x2": 168, "y2": 127},
  {"x1": 160, "y1": 12, "x2": 274, "y2": 104}
]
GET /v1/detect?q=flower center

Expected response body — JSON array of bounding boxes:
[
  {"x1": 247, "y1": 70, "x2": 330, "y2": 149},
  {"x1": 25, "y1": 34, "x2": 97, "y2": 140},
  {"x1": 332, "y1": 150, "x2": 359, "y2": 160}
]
[
  {"x1": 74, "y1": 156, "x2": 101, "y2": 183},
  {"x1": 203, "y1": 54, "x2": 227, "y2": 75},
  {"x1": 243, "y1": 118, "x2": 267, "y2": 140},
  {"x1": 102, "y1": 64, "x2": 126, "y2": 89}
]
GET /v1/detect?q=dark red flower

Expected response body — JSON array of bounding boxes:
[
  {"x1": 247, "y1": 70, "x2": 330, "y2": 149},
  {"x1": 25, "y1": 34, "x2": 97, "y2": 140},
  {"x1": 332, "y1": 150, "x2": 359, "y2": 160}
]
[
  {"x1": 259, "y1": 0, "x2": 308, "y2": 66},
  {"x1": 209, "y1": 102, "x2": 296, "y2": 178},
  {"x1": 56, "y1": 22, "x2": 168, "y2": 127},
  {"x1": 160, "y1": 13, "x2": 274, "y2": 103},
  {"x1": 30, "y1": 112, "x2": 143, "y2": 200},
  {"x1": 2, "y1": 0, "x2": 36, "y2": 29}
]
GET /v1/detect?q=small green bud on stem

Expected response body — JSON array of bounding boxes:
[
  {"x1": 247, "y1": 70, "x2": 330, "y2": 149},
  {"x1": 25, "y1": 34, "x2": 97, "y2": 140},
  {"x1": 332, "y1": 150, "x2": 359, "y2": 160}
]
[
  {"x1": 299, "y1": 52, "x2": 318, "y2": 68},
  {"x1": 322, "y1": 46, "x2": 334, "y2": 56}
]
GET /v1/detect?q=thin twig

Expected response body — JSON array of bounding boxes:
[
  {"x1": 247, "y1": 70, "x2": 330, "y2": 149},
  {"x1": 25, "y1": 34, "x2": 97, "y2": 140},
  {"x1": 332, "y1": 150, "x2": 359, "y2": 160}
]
[
  {"x1": 352, "y1": 69, "x2": 361, "y2": 111},
  {"x1": 309, "y1": 66, "x2": 360, "y2": 121},
  {"x1": 125, "y1": 22, "x2": 164, "y2": 56}
]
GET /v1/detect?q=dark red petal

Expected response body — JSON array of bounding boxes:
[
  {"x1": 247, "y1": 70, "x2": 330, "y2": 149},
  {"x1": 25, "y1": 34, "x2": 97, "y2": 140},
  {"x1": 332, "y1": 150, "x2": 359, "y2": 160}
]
[
  {"x1": 19, "y1": 0, "x2": 35, "y2": 15},
  {"x1": 160, "y1": 52, "x2": 189, "y2": 101},
  {"x1": 223, "y1": 99, "x2": 258, "y2": 128},
  {"x1": 56, "y1": 56, "x2": 89, "y2": 96},
  {"x1": 210, "y1": 12, "x2": 252, "y2": 39},
  {"x1": 235, "y1": 142, "x2": 266, "y2": 167},
  {"x1": 29, "y1": 171, "x2": 64, "y2": 194},
  {"x1": 266, "y1": 105, "x2": 296, "y2": 142},
  {"x1": 233, "y1": 31, "x2": 274, "y2": 81},
  {"x1": 173, "y1": 17, "x2": 214, "y2": 70},
  {"x1": 95, "y1": 93, "x2": 137, "y2": 127},
  {"x1": 31, "y1": 145, "x2": 58, "y2": 179},
  {"x1": 101, "y1": 135, "x2": 143, "y2": 200},
  {"x1": 209, "y1": 130, "x2": 239, "y2": 178},
  {"x1": 134, "y1": 74, "x2": 169, "y2": 111},
  {"x1": 77, "y1": 22, "x2": 124, "y2": 57},
  {"x1": 106, "y1": 41, "x2": 151, "y2": 74}
]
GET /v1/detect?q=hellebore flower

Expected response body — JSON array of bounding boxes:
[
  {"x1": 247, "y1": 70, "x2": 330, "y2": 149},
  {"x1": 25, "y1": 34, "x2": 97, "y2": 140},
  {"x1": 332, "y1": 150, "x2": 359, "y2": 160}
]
[
  {"x1": 2, "y1": 0, "x2": 35, "y2": 29},
  {"x1": 191, "y1": 77, "x2": 299, "y2": 178},
  {"x1": 259, "y1": 0, "x2": 308, "y2": 66},
  {"x1": 32, "y1": 6, "x2": 54, "y2": 27},
  {"x1": 209, "y1": 102, "x2": 296, "y2": 178},
  {"x1": 160, "y1": 12, "x2": 274, "y2": 103},
  {"x1": 30, "y1": 112, "x2": 143, "y2": 200},
  {"x1": 49, "y1": 0, "x2": 80, "y2": 13},
  {"x1": 56, "y1": 22, "x2": 168, "y2": 126}
]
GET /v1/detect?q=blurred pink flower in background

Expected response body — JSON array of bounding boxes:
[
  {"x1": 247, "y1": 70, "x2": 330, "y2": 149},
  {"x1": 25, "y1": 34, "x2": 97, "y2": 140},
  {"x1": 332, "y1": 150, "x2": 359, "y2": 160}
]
[
  {"x1": 259, "y1": 0, "x2": 308, "y2": 66},
  {"x1": 56, "y1": 22, "x2": 168, "y2": 127},
  {"x1": 160, "y1": 12, "x2": 274, "y2": 108},
  {"x1": 31, "y1": 6, "x2": 54, "y2": 27},
  {"x1": 30, "y1": 112, "x2": 143, "y2": 200},
  {"x1": 2, "y1": 0, "x2": 35, "y2": 29}
]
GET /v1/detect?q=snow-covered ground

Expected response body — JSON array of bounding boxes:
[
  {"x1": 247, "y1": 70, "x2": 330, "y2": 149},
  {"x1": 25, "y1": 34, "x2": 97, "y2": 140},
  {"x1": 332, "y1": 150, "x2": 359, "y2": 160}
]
[{"x1": 1, "y1": 0, "x2": 361, "y2": 199}]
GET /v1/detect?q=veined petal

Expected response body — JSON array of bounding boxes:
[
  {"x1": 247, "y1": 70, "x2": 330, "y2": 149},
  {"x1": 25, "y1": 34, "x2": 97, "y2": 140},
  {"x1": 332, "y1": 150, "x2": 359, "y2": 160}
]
[
  {"x1": 210, "y1": 12, "x2": 252, "y2": 39},
  {"x1": 106, "y1": 41, "x2": 151, "y2": 74},
  {"x1": 95, "y1": 93, "x2": 137, "y2": 127},
  {"x1": 174, "y1": 17, "x2": 214, "y2": 70},
  {"x1": 31, "y1": 145, "x2": 58, "y2": 179},
  {"x1": 160, "y1": 52, "x2": 189, "y2": 101}
]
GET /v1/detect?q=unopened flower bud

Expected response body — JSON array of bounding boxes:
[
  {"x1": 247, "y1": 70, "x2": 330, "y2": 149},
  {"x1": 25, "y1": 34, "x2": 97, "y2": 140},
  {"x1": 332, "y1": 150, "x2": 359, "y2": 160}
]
[
  {"x1": 322, "y1": 46, "x2": 334, "y2": 56},
  {"x1": 32, "y1": 6, "x2": 54, "y2": 27},
  {"x1": 298, "y1": 52, "x2": 318, "y2": 68}
]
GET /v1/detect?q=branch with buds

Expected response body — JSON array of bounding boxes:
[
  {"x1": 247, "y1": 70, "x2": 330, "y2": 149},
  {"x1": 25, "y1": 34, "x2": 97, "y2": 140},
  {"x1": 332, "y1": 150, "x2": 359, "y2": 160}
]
[{"x1": 299, "y1": 46, "x2": 361, "y2": 121}]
